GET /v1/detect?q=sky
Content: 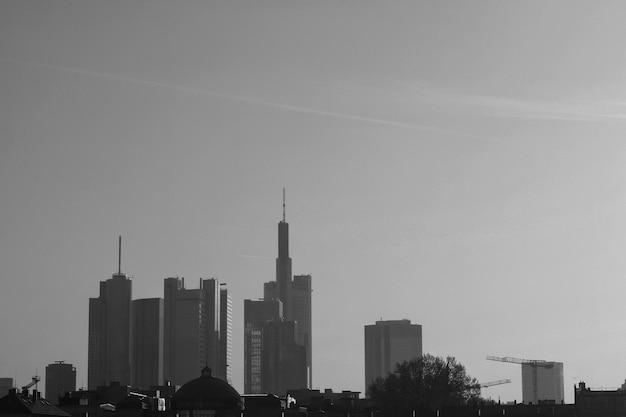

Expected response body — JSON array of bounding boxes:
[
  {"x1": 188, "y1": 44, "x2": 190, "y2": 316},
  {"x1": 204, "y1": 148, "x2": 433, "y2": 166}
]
[{"x1": 2, "y1": 0, "x2": 626, "y2": 404}]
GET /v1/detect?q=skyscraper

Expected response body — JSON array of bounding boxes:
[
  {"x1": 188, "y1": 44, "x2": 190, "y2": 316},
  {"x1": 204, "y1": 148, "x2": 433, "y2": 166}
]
[
  {"x1": 244, "y1": 299, "x2": 282, "y2": 394},
  {"x1": 291, "y1": 273, "x2": 312, "y2": 385},
  {"x1": 364, "y1": 319, "x2": 423, "y2": 391},
  {"x1": 163, "y1": 277, "x2": 224, "y2": 386},
  {"x1": 163, "y1": 276, "x2": 181, "y2": 385},
  {"x1": 88, "y1": 238, "x2": 132, "y2": 389},
  {"x1": 245, "y1": 191, "x2": 312, "y2": 393},
  {"x1": 261, "y1": 318, "x2": 307, "y2": 395},
  {"x1": 45, "y1": 361, "x2": 76, "y2": 404},
  {"x1": 130, "y1": 298, "x2": 163, "y2": 390},
  {"x1": 220, "y1": 286, "x2": 233, "y2": 385}
]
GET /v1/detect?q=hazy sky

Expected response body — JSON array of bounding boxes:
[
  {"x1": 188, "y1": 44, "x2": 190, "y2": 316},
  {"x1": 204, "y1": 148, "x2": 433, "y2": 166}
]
[{"x1": 2, "y1": 0, "x2": 626, "y2": 403}]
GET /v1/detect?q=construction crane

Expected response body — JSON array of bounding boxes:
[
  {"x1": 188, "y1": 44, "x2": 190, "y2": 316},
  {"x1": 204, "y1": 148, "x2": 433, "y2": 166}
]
[
  {"x1": 21, "y1": 376, "x2": 40, "y2": 395},
  {"x1": 487, "y1": 356, "x2": 562, "y2": 404},
  {"x1": 486, "y1": 356, "x2": 552, "y2": 367},
  {"x1": 480, "y1": 379, "x2": 511, "y2": 388}
]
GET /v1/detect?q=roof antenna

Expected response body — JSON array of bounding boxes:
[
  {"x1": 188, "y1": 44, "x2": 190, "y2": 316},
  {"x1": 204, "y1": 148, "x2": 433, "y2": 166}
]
[
  {"x1": 283, "y1": 188, "x2": 286, "y2": 222},
  {"x1": 118, "y1": 235, "x2": 122, "y2": 275}
]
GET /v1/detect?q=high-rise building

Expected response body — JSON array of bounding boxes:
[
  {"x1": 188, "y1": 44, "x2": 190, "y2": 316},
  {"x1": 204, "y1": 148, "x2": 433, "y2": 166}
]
[
  {"x1": 163, "y1": 277, "x2": 224, "y2": 386},
  {"x1": 291, "y1": 273, "x2": 312, "y2": 385},
  {"x1": 130, "y1": 298, "x2": 163, "y2": 390},
  {"x1": 261, "y1": 191, "x2": 313, "y2": 389},
  {"x1": 522, "y1": 362, "x2": 564, "y2": 404},
  {"x1": 244, "y1": 299, "x2": 282, "y2": 394},
  {"x1": 163, "y1": 276, "x2": 181, "y2": 385},
  {"x1": 220, "y1": 286, "x2": 233, "y2": 384},
  {"x1": 88, "y1": 238, "x2": 132, "y2": 389},
  {"x1": 45, "y1": 361, "x2": 76, "y2": 404},
  {"x1": 364, "y1": 319, "x2": 423, "y2": 392},
  {"x1": 0, "y1": 378, "x2": 13, "y2": 398},
  {"x1": 261, "y1": 319, "x2": 307, "y2": 395}
]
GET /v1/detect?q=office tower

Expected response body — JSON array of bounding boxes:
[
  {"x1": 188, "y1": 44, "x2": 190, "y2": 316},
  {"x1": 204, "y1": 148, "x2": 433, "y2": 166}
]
[
  {"x1": 163, "y1": 277, "x2": 223, "y2": 386},
  {"x1": 45, "y1": 362, "x2": 76, "y2": 404},
  {"x1": 262, "y1": 319, "x2": 307, "y2": 395},
  {"x1": 244, "y1": 299, "x2": 282, "y2": 394},
  {"x1": 0, "y1": 378, "x2": 13, "y2": 398},
  {"x1": 130, "y1": 298, "x2": 163, "y2": 390},
  {"x1": 262, "y1": 191, "x2": 313, "y2": 388},
  {"x1": 522, "y1": 362, "x2": 564, "y2": 404},
  {"x1": 88, "y1": 237, "x2": 132, "y2": 389},
  {"x1": 220, "y1": 286, "x2": 233, "y2": 384},
  {"x1": 364, "y1": 319, "x2": 423, "y2": 391},
  {"x1": 291, "y1": 274, "x2": 312, "y2": 386},
  {"x1": 163, "y1": 277, "x2": 181, "y2": 384}
]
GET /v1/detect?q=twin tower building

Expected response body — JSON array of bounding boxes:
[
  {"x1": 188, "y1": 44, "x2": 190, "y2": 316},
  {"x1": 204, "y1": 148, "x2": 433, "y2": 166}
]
[
  {"x1": 88, "y1": 253, "x2": 233, "y2": 390},
  {"x1": 88, "y1": 196, "x2": 312, "y2": 395}
]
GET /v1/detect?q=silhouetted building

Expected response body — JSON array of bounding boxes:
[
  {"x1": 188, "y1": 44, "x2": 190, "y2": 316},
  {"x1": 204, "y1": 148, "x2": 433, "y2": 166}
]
[
  {"x1": 262, "y1": 192, "x2": 312, "y2": 388},
  {"x1": 290, "y1": 274, "x2": 312, "y2": 385},
  {"x1": 288, "y1": 388, "x2": 362, "y2": 413},
  {"x1": 220, "y1": 286, "x2": 233, "y2": 385},
  {"x1": 130, "y1": 298, "x2": 163, "y2": 390},
  {"x1": 163, "y1": 277, "x2": 225, "y2": 386},
  {"x1": 0, "y1": 387, "x2": 71, "y2": 417},
  {"x1": 56, "y1": 389, "x2": 95, "y2": 417},
  {"x1": 244, "y1": 299, "x2": 282, "y2": 394},
  {"x1": 522, "y1": 361, "x2": 564, "y2": 404},
  {"x1": 88, "y1": 239, "x2": 132, "y2": 389},
  {"x1": 575, "y1": 381, "x2": 626, "y2": 417},
  {"x1": 261, "y1": 319, "x2": 307, "y2": 395},
  {"x1": 241, "y1": 394, "x2": 282, "y2": 417},
  {"x1": 0, "y1": 378, "x2": 13, "y2": 398},
  {"x1": 45, "y1": 362, "x2": 76, "y2": 405},
  {"x1": 96, "y1": 381, "x2": 131, "y2": 406},
  {"x1": 364, "y1": 319, "x2": 423, "y2": 391}
]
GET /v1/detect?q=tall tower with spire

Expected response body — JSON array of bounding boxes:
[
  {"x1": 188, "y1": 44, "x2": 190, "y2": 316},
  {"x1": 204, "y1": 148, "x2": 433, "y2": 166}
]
[
  {"x1": 276, "y1": 188, "x2": 293, "y2": 318},
  {"x1": 263, "y1": 190, "x2": 313, "y2": 389},
  {"x1": 88, "y1": 236, "x2": 132, "y2": 389}
]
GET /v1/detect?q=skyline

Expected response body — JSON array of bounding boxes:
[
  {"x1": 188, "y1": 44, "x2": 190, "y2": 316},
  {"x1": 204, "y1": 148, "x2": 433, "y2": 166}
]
[{"x1": 3, "y1": 0, "x2": 626, "y2": 405}]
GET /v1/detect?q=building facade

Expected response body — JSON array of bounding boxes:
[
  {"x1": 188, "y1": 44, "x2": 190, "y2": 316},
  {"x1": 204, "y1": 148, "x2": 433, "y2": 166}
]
[
  {"x1": 291, "y1": 273, "x2": 312, "y2": 386},
  {"x1": 0, "y1": 378, "x2": 13, "y2": 398},
  {"x1": 220, "y1": 286, "x2": 233, "y2": 384},
  {"x1": 576, "y1": 381, "x2": 625, "y2": 417},
  {"x1": 130, "y1": 298, "x2": 163, "y2": 390},
  {"x1": 522, "y1": 361, "x2": 564, "y2": 404},
  {"x1": 364, "y1": 319, "x2": 423, "y2": 391},
  {"x1": 163, "y1": 277, "x2": 224, "y2": 386},
  {"x1": 45, "y1": 361, "x2": 76, "y2": 404},
  {"x1": 88, "y1": 270, "x2": 132, "y2": 389},
  {"x1": 244, "y1": 299, "x2": 282, "y2": 394},
  {"x1": 261, "y1": 319, "x2": 307, "y2": 395}
]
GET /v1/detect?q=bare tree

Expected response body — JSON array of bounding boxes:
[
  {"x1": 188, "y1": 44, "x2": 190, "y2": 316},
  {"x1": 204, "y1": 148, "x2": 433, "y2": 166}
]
[{"x1": 368, "y1": 354, "x2": 481, "y2": 416}]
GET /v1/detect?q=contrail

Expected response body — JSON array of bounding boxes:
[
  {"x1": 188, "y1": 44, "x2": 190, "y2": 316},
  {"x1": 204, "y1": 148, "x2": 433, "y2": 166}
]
[
  {"x1": 239, "y1": 254, "x2": 272, "y2": 260},
  {"x1": 0, "y1": 56, "x2": 481, "y2": 138}
]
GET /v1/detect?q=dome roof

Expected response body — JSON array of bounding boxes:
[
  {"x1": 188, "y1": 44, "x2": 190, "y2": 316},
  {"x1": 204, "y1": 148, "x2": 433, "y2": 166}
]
[{"x1": 172, "y1": 367, "x2": 242, "y2": 411}]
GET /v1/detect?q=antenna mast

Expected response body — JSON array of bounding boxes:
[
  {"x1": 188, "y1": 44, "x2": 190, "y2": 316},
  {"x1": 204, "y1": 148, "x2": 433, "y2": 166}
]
[
  {"x1": 283, "y1": 188, "x2": 286, "y2": 222},
  {"x1": 118, "y1": 235, "x2": 122, "y2": 274}
]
